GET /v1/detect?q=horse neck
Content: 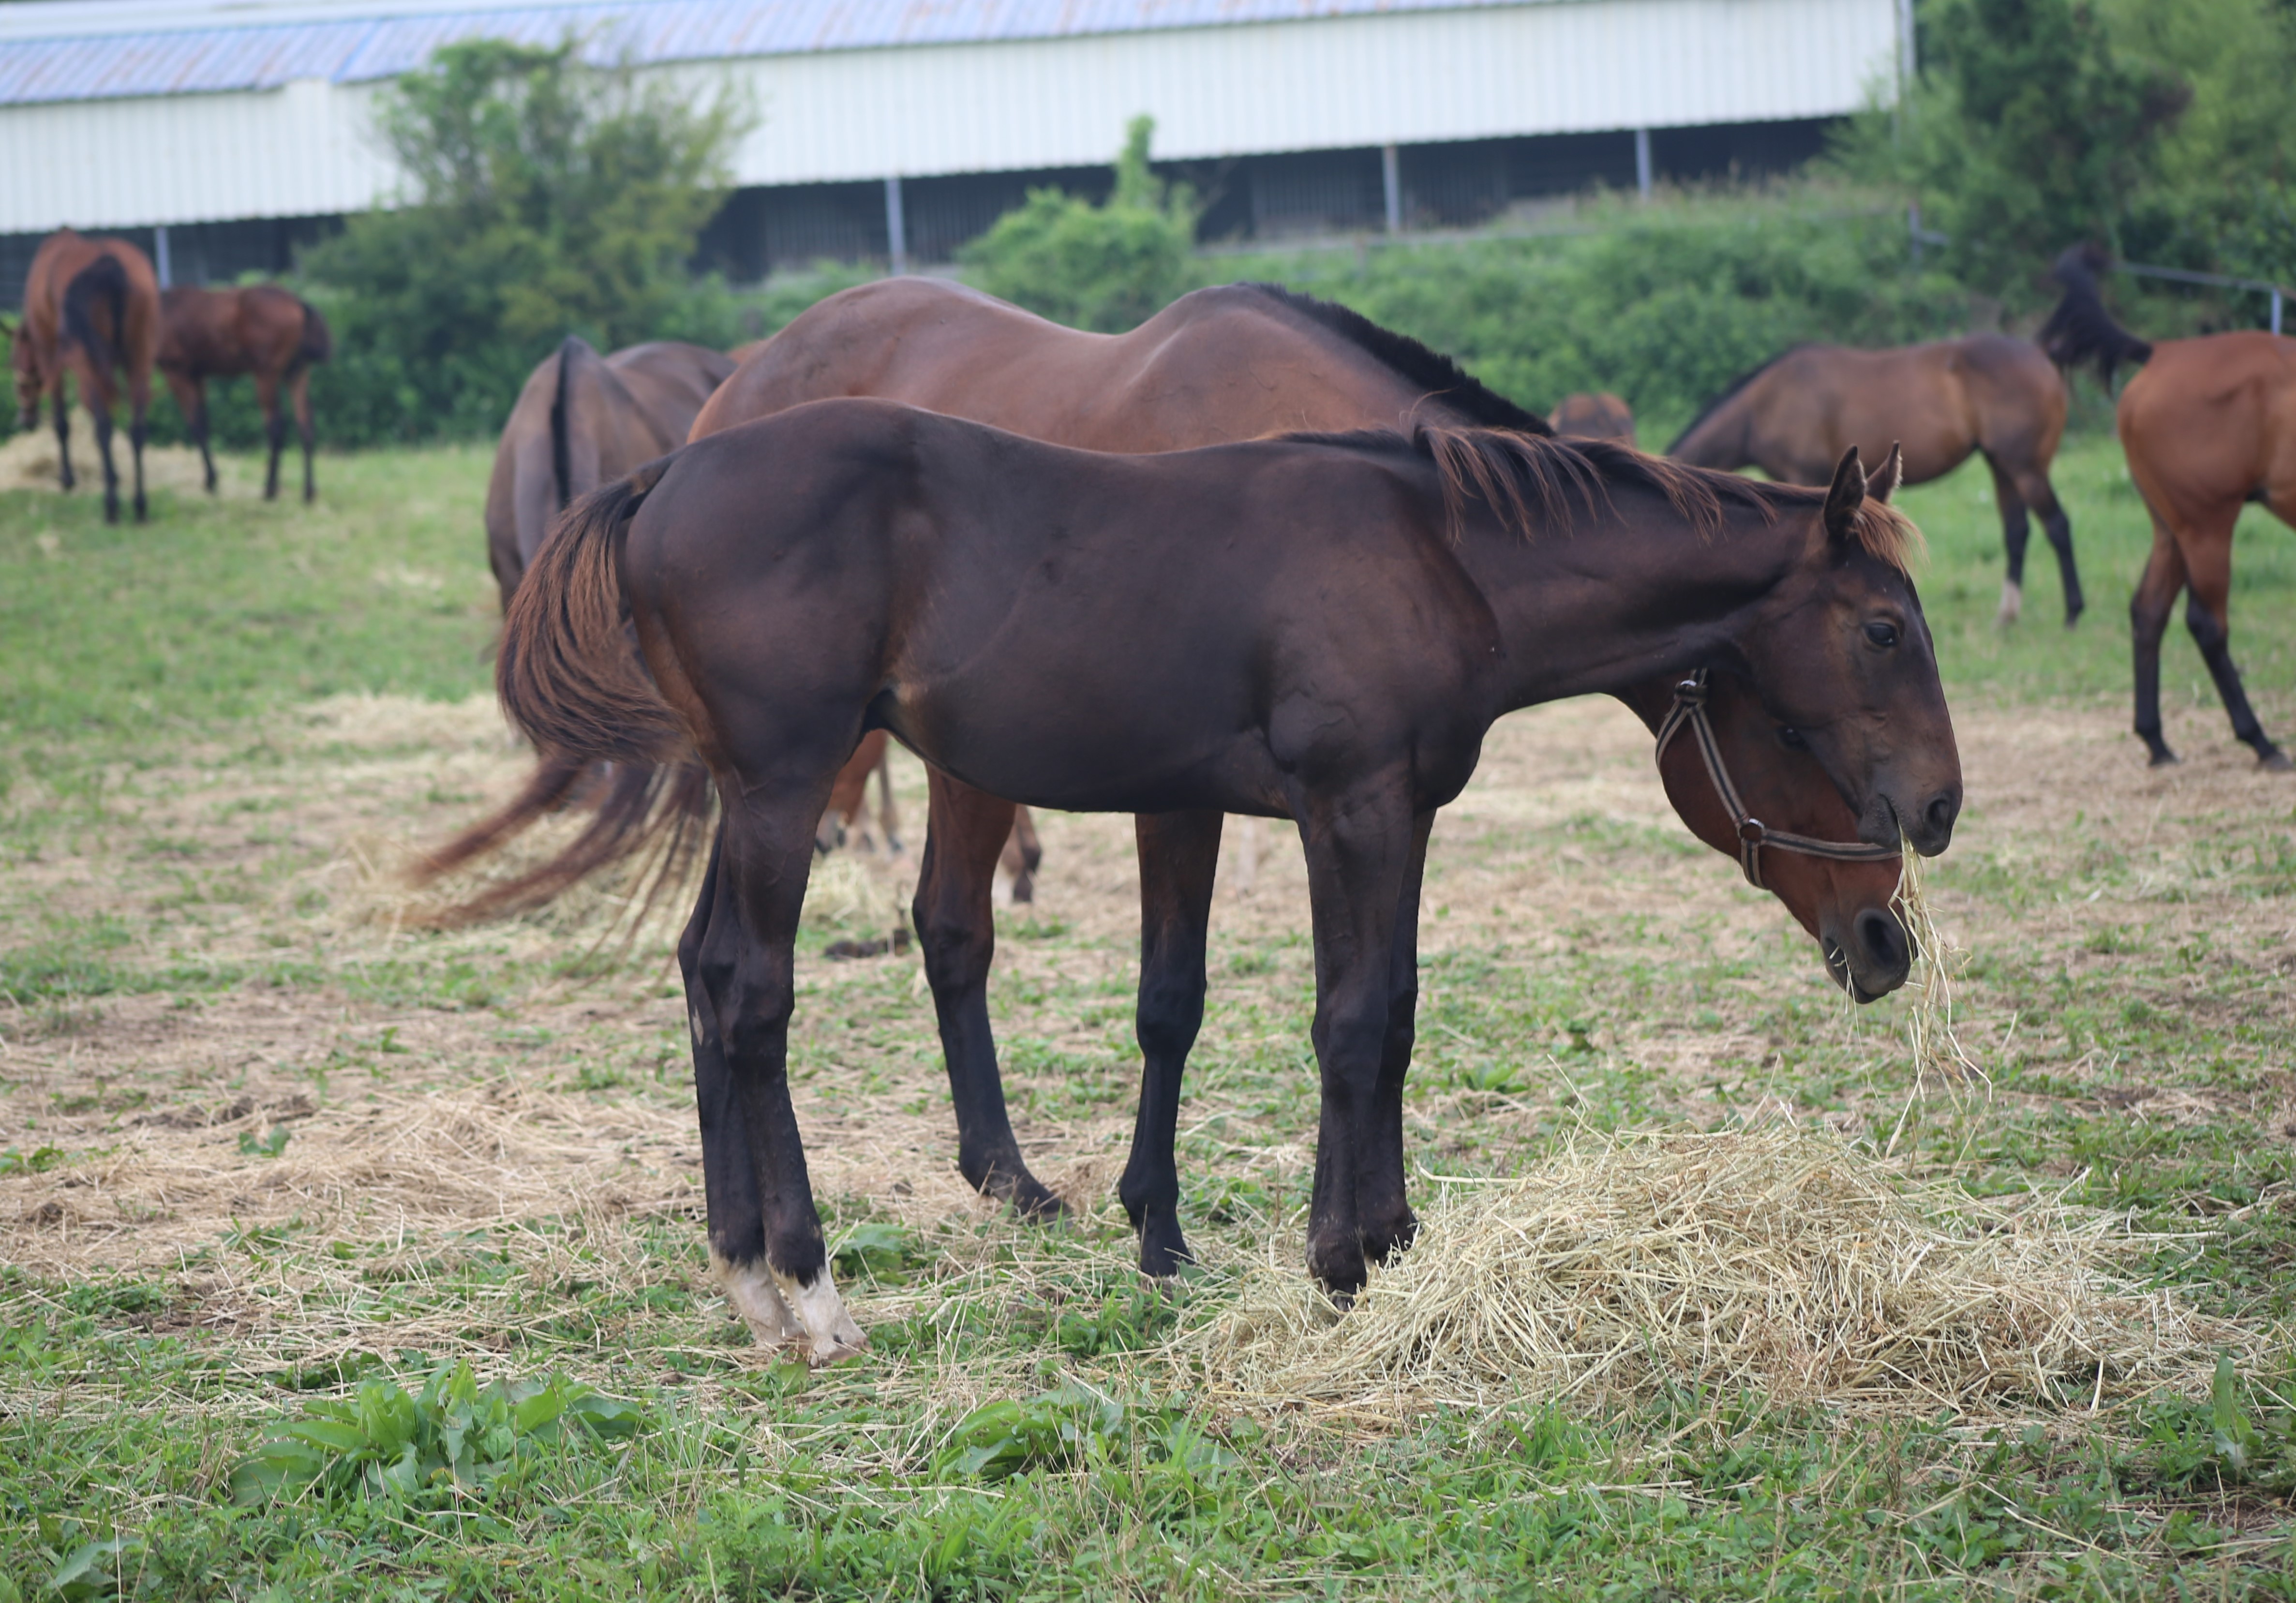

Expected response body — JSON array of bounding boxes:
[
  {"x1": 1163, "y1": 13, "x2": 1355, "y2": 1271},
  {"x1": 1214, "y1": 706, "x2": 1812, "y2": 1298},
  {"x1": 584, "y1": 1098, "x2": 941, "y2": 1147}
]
[
  {"x1": 1455, "y1": 489, "x2": 1808, "y2": 710},
  {"x1": 1670, "y1": 394, "x2": 1754, "y2": 470}
]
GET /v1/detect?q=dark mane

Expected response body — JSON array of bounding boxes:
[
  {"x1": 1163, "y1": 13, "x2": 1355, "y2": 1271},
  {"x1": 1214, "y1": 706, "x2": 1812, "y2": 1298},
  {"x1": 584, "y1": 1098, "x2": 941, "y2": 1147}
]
[
  {"x1": 1240, "y1": 283, "x2": 1552, "y2": 435},
  {"x1": 2037, "y1": 243, "x2": 2153, "y2": 391},
  {"x1": 1664, "y1": 346, "x2": 1810, "y2": 455}
]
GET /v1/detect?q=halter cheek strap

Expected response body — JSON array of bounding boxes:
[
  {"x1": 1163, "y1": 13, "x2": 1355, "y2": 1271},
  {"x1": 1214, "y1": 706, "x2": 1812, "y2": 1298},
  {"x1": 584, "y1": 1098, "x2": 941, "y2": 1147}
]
[{"x1": 1654, "y1": 669, "x2": 1899, "y2": 890}]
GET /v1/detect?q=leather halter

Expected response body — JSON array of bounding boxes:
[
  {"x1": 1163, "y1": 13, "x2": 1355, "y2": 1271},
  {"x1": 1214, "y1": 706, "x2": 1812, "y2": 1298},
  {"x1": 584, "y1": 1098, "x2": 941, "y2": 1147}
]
[{"x1": 1654, "y1": 669, "x2": 1900, "y2": 890}]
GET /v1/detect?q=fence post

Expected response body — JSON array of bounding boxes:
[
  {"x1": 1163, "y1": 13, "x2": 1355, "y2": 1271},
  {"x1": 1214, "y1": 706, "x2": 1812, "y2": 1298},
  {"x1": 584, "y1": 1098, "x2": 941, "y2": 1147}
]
[
  {"x1": 884, "y1": 175, "x2": 908, "y2": 275},
  {"x1": 1634, "y1": 128, "x2": 1652, "y2": 199},
  {"x1": 1381, "y1": 144, "x2": 1401, "y2": 235}
]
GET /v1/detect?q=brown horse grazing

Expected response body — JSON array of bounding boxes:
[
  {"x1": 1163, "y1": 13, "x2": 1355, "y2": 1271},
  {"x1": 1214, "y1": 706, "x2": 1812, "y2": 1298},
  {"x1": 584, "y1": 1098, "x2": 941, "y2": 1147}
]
[
  {"x1": 1670, "y1": 335, "x2": 2081, "y2": 627},
  {"x1": 2042, "y1": 244, "x2": 2296, "y2": 768},
  {"x1": 157, "y1": 285, "x2": 331, "y2": 502},
  {"x1": 1550, "y1": 390, "x2": 1636, "y2": 443},
  {"x1": 491, "y1": 396, "x2": 1957, "y2": 1357},
  {"x1": 671, "y1": 281, "x2": 1918, "y2": 1303},
  {"x1": 484, "y1": 336, "x2": 734, "y2": 610},
  {"x1": 11, "y1": 229, "x2": 160, "y2": 523}
]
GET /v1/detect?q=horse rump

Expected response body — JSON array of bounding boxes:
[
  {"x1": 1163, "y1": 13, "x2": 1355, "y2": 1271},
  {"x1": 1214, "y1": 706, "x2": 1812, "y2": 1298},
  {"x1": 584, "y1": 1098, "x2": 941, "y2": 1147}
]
[
  {"x1": 61, "y1": 255, "x2": 129, "y2": 371},
  {"x1": 293, "y1": 298, "x2": 333, "y2": 370}
]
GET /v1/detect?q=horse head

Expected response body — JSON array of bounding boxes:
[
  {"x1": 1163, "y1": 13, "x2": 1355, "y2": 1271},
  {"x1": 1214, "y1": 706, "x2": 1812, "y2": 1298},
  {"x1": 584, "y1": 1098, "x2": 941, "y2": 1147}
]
[{"x1": 1743, "y1": 445, "x2": 1963, "y2": 859}]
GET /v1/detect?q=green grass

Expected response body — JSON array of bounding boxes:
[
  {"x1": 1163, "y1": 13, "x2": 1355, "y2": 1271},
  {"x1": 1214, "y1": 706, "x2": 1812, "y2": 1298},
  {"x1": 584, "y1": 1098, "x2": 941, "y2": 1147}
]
[{"x1": 3, "y1": 430, "x2": 2296, "y2": 1599}]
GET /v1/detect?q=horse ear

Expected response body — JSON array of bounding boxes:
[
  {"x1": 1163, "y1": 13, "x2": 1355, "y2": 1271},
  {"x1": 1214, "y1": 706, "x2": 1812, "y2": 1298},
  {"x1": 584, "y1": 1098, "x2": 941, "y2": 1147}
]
[
  {"x1": 1869, "y1": 443, "x2": 1904, "y2": 505},
  {"x1": 1822, "y1": 446, "x2": 1867, "y2": 543}
]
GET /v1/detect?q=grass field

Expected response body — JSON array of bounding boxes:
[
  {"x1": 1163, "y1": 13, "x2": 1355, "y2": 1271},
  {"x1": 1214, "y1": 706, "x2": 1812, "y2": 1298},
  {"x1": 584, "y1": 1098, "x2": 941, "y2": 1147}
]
[{"x1": 4, "y1": 428, "x2": 2296, "y2": 1599}]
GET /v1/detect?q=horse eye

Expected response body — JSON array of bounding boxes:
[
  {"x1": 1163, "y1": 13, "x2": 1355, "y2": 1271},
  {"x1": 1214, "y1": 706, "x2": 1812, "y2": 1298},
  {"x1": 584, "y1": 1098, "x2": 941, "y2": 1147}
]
[
  {"x1": 1778, "y1": 727, "x2": 1807, "y2": 750},
  {"x1": 1864, "y1": 621, "x2": 1900, "y2": 649}
]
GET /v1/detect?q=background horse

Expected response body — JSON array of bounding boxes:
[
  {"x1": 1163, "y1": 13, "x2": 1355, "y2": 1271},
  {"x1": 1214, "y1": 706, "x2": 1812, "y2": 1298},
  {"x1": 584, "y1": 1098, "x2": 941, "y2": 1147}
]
[
  {"x1": 11, "y1": 229, "x2": 160, "y2": 523},
  {"x1": 494, "y1": 401, "x2": 1955, "y2": 1358},
  {"x1": 1670, "y1": 335, "x2": 2079, "y2": 626},
  {"x1": 673, "y1": 280, "x2": 1919, "y2": 1293},
  {"x1": 483, "y1": 336, "x2": 734, "y2": 611},
  {"x1": 157, "y1": 284, "x2": 332, "y2": 503},
  {"x1": 2042, "y1": 243, "x2": 2296, "y2": 769},
  {"x1": 1550, "y1": 391, "x2": 1636, "y2": 443}
]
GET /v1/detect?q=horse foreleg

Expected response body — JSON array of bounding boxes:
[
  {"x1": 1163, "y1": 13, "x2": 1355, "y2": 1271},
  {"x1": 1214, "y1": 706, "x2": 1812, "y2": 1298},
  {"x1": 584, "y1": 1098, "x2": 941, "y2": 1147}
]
[
  {"x1": 1121, "y1": 809, "x2": 1223, "y2": 1277},
  {"x1": 696, "y1": 790, "x2": 864, "y2": 1364},
  {"x1": 2130, "y1": 517, "x2": 2187, "y2": 766},
  {"x1": 1987, "y1": 459, "x2": 2030, "y2": 626},
  {"x1": 291, "y1": 368, "x2": 316, "y2": 503},
  {"x1": 873, "y1": 743, "x2": 902, "y2": 854},
  {"x1": 914, "y1": 771, "x2": 1064, "y2": 1219},
  {"x1": 1359, "y1": 810, "x2": 1434, "y2": 1267},
  {"x1": 2182, "y1": 526, "x2": 2288, "y2": 769},
  {"x1": 166, "y1": 372, "x2": 215, "y2": 493},
  {"x1": 1001, "y1": 805, "x2": 1044, "y2": 904},
  {"x1": 255, "y1": 372, "x2": 284, "y2": 502},
  {"x1": 128, "y1": 394, "x2": 147, "y2": 523},
  {"x1": 1295, "y1": 784, "x2": 1417, "y2": 1299}
]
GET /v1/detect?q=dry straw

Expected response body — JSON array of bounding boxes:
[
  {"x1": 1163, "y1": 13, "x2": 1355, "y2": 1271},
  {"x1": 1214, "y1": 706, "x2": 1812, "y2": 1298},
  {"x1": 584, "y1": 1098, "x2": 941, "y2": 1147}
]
[{"x1": 1193, "y1": 1124, "x2": 2254, "y2": 1428}]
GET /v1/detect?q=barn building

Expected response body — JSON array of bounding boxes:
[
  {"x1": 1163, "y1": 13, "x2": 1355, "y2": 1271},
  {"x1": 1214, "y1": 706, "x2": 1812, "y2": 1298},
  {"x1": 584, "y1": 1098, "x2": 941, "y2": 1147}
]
[{"x1": 0, "y1": 0, "x2": 1908, "y2": 300}]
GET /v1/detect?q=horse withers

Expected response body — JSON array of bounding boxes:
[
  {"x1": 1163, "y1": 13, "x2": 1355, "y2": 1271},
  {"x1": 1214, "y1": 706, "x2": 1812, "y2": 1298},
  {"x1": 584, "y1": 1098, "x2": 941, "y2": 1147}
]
[
  {"x1": 484, "y1": 336, "x2": 735, "y2": 611},
  {"x1": 11, "y1": 229, "x2": 161, "y2": 523},
  {"x1": 1670, "y1": 336, "x2": 2081, "y2": 627},
  {"x1": 498, "y1": 399, "x2": 1959, "y2": 1358},
  {"x1": 2042, "y1": 243, "x2": 2296, "y2": 768},
  {"x1": 157, "y1": 285, "x2": 332, "y2": 503}
]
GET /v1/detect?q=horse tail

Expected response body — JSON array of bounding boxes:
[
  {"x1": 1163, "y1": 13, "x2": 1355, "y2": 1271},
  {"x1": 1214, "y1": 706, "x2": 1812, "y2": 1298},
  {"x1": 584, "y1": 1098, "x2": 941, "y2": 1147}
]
[
  {"x1": 2038, "y1": 244, "x2": 2153, "y2": 390},
  {"x1": 293, "y1": 298, "x2": 333, "y2": 371},
  {"x1": 423, "y1": 459, "x2": 714, "y2": 922},
  {"x1": 61, "y1": 255, "x2": 128, "y2": 374},
  {"x1": 549, "y1": 334, "x2": 598, "y2": 513}
]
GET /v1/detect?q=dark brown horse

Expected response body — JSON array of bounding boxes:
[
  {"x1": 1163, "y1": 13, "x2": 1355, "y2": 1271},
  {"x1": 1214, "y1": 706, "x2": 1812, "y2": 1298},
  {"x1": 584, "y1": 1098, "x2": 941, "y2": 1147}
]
[
  {"x1": 1551, "y1": 391, "x2": 1636, "y2": 443},
  {"x1": 492, "y1": 396, "x2": 1958, "y2": 1358},
  {"x1": 157, "y1": 284, "x2": 331, "y2": 502},
  {"x1": 673, "y1": 281, "x2": 1920, "y2": 1313},
  {"x1": 2042, "y1": 244, "x2": 2296, "y2": 768},
  {"x1": 484, "y1": 336, "x2": 734, "y2": 611},
  {"x1": 1670, "y1": 335, "x2": 2081, "y2": 626},
  {"x1": 10, "y1": 229, "x2": 160, "y2": 523}
]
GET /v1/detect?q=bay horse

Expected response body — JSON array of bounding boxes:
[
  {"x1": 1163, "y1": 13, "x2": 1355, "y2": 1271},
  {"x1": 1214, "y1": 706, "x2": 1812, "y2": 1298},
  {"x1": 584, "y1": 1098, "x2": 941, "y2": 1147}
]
[
  {"x1": 492, "y1": 394, "x2": 1958, "y2": 1359},
  {"x1": 483, "y1": 335, "x2": 734, "y2": 611},
  {"x1": 671, "y1": 280, "x2": 1918, "y2": 1310},
  {"x1": 2041, "y1": 243, "x2": 2296, "y2": 769},
  {"x1": 1670, "y1": 335, "x2": 2081, "y2": 626},
  {"x1": 10, "y1": 229, "x2": 160, "y2": 523},
  {"x1": 157, "y1": 284, "x2": 331, "y2": 503},
  {"x1": 1551, "y1": 391, "x2": 1637, "y2": 444}
]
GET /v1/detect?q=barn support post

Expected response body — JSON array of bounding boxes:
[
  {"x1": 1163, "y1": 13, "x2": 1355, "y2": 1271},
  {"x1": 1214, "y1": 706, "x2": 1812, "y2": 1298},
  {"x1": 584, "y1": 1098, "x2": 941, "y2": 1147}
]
[
  {"x1": 884, "y1": 175, "x2": 908, "y2": 275},
  {"x1": 2275, "y1": 288, "x2": 2284, "y2": 337},
  {"x1": 153, "y1": 224, "x2": 172, "y2": 288},
  {"x1": 1381, "y1": 144, "x2": 1401, "y2": 234},
  {"x1": 1634, "y1": 128, "x2": 1653, "y2": 199}
]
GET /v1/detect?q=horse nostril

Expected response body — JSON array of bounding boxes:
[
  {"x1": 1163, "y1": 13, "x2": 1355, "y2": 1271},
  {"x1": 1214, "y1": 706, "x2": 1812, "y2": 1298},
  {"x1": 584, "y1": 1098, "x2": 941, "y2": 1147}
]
[
  {"x1": 1923, "y1": 790, "x2": 1960, "y2": 844},
  {"x1": 1854, "y1": 908, "x2": 1913, "y2": 979}
]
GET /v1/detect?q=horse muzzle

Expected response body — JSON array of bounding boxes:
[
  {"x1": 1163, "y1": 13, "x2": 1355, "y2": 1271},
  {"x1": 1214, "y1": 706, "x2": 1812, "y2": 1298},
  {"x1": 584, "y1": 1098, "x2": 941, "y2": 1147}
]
[
  {"x1": 1822, "y1": 905, "x2": 1914, "y2": 1002},
  {"x1": 1860, "y1": 782, "x2": 1960, "y2": 857}
]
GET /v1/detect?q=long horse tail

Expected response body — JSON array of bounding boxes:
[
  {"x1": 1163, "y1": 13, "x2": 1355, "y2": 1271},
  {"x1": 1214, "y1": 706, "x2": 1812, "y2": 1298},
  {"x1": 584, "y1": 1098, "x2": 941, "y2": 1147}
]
[
  {"x1": 549, "y1": 334, "x2": 598, "y2": 513},
  {"x1": 2038, "y1": 243, "x2": 2153, "y2": 390},
  {"x1": 61, "y1": 255, "x2": 128, "y2": 375},
  {"x1": 293, "y1": 298, "x2": 333, "y2": 370},
  {"x1": 423, "y1": 461, "x2": 713, "y2": 922}
]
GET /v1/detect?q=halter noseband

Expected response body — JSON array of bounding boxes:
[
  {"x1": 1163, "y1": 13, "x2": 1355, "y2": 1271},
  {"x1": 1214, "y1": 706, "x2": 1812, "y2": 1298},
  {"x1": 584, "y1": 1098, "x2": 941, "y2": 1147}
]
[{"x1": 1654, "y1": 669, "x2": 1899, "y2": 890}]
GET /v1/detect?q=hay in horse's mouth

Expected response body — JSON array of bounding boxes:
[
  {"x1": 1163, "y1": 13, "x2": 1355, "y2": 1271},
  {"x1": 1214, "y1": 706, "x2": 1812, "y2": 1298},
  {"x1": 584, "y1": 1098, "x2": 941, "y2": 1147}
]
[{"x1": 1190, "y1": 1124, "x2": 2257, "y2": 1428}]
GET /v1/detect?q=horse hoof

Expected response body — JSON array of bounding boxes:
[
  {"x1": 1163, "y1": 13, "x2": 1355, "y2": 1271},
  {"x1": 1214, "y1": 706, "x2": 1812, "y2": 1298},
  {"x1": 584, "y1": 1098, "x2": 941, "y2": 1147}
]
[
  {"x1": 2147, "y1": 750, "x2": 2181, "y2": 768},
  {"x1": 1137, "y1": 1223, "x2": 1194, "y2": 1279},
  {"x1": 2260, "y1": 748, "x2": 2293, "y2": 773}
]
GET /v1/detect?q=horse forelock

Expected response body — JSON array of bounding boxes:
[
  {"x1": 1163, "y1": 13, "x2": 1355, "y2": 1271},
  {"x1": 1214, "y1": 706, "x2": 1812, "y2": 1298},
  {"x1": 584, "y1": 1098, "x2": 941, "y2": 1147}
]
[{"x1": 1848, "y1": 498, "x2": 1926, "y2": 577}]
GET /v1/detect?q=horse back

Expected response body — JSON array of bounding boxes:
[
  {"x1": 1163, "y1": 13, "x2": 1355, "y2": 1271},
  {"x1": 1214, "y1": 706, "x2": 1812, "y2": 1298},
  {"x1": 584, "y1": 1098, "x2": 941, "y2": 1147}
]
[{"x1": 2120, "y1": 333, "x2": 2296, "y2": 518}]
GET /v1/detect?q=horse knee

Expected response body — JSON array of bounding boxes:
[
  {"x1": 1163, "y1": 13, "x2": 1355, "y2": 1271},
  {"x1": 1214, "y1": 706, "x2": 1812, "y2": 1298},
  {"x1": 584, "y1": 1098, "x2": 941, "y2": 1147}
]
[{"x1": 1135, "y1": 974, "x2": 1206, "y2": 1062}]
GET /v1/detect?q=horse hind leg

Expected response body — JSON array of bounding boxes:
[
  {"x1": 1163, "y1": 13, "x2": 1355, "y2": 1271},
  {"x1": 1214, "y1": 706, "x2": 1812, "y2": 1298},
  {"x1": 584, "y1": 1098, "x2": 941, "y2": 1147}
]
[
  {"x1": 49, "y1": 383, "x2": 73, "y2": 492},
  {"x1": 1987, "y1": 458, "x2": 2030, "y2": 626},
  {"x1": 256, "y1": 373, "x2": 285, "y2": 502},
  {"x1": 2130, "y1": 516, "x2": 2186, "y2": 766},
  {"x1": 88, "y1": 394, "x2": 120, "y2": 523},
  {"x1": 2013, "y1": 465, "x2": 2083, "y2": 626},
  {"x1": 2181, "y1": 529, "x2": 2288, "y2": 769},
  {"x1": 1121, "y1": 809, "x2": 1223, "y2": 1277},
  {"x1": 1001, "y1": 805, "x2": 1044, "y2": 904},
  {"x1": 292, "y1": 368, "x2": 316, "y2": 503}
]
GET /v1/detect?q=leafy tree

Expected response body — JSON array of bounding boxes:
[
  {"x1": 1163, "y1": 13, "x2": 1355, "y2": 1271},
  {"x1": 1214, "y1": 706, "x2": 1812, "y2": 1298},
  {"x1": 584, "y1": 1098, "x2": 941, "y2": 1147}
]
[
  {"x1": 299, "y1": 39, "x2": 747, "y2": 442},
  {"x1": 958, "y1": 118, "x2": 1199, "y2": 333}
]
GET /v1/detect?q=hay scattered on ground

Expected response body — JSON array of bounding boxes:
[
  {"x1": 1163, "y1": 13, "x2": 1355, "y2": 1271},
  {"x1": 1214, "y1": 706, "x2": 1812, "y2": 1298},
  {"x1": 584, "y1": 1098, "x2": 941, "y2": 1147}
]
[
  {"x1": 0, "y1": 407, "x2": 223, "y2": 496},
  {"x1": 1194, "y1": 1124, "x2": 2258, "y2": 1426}
]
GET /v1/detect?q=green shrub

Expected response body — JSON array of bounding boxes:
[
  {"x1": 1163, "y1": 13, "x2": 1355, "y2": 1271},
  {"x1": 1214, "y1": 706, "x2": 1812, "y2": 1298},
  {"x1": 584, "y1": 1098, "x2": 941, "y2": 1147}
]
[{"x1": 958, "y1": 117, "x2": 1198, "y2": 333}]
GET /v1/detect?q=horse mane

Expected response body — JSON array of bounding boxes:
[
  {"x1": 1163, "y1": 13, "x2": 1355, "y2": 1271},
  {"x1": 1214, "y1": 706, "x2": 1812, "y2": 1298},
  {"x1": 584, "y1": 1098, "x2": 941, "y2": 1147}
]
[
  {"x1": 2037, "y1": 243, "x2": 2153, "y2": 390},
  {"x1": 1284, "y1": 423, "x2": 1923, "y2": 575},
  {"x1": 1664, "y1": 346, "x2": 1809, "y2": 455},
  {"x1": 1239, "y1": 283, "x2": 1553, "y2": 434}
]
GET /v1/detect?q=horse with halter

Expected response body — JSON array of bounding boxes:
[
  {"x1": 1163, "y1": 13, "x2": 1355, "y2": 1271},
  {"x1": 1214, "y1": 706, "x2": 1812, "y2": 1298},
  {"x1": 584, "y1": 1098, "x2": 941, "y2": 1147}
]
[
  {"x1": 10, "y1": 229, "x2": 161, "y2": 523},
  {"x1": 466, "y1": 320, "x2": 1959, "y2": 1358},
  {"x1": 157, "y1": 284, "x2": 332, "y2": 503},
  {"x1": 483, "y1": 335, "x2": 734, "y2": 611},
  {"x1": 2041, "y1": 243, "x2": 2296, "y2": 769},
  {"x1": 1670, "y1": 334, "x2": 2082, "y2": 627}
]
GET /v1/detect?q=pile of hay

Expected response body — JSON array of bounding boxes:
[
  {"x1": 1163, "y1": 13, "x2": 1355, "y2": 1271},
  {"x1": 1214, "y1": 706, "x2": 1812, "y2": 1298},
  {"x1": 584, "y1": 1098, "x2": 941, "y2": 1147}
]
[
  {"x1": 0, "y1": 407, "x2": 218, "y2": 495},
  {"x1": 1195, "y1": 1125, "x2": 2256, "y2": 1425}
]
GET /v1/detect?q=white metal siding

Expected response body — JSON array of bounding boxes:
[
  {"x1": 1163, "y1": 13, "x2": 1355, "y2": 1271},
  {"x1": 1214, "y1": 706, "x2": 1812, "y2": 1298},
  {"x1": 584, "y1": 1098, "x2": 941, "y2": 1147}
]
[{"x1": 0, "y1": 0, "x2": 1896, "y2": 234}]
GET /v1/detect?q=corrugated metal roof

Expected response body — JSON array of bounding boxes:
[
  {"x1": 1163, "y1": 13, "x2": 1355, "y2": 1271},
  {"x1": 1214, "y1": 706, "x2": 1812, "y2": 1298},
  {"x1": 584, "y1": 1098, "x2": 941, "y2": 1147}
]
[{"x1": 0, "y1": 0, "x2": 1549, "y2": 106}]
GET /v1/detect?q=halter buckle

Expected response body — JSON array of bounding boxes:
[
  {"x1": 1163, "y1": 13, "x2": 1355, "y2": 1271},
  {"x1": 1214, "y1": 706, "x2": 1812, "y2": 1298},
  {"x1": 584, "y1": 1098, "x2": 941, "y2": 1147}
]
[
  {"x1": 1737, "y1": 817, "x2": 1766, "y2": 844},
  {"x1": 1673, "y1": 676, "x2": 1707, "y2": 708}
]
